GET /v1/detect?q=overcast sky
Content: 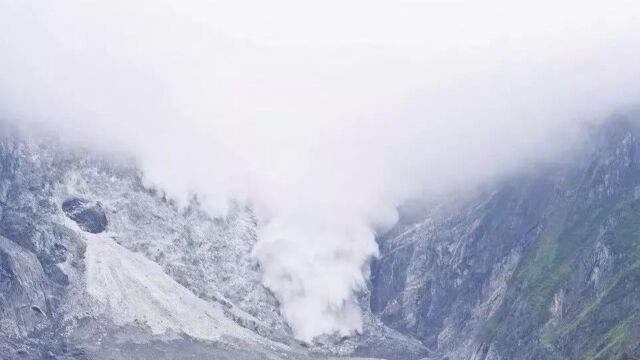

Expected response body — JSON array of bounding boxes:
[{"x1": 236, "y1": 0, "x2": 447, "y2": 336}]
[{"x1": 1, "y1": 0, "x2": 640, "y2": 341}]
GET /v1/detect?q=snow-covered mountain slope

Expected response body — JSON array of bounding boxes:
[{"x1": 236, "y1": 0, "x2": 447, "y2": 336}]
[
  {"x1": 0, "y1": 126, "x2": 424, "y2": 359},
  {"x1": 7, "y1": 118, "x2": 640, "y2": 360},
  {"x1": 84, "y1": 233, "x2": 252, "y2": 342}
]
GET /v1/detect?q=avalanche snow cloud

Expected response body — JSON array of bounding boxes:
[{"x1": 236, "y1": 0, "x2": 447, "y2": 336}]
[{"x1": 1, "y1": 0, "x2": 640, "y2": 341}]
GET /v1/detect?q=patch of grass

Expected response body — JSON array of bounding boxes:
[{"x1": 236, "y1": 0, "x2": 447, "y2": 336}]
[
  {"x1": 589, "y1": 314, "x2": 635, "y2": 360},
  {"x1": 476, "y1": 179, "x2": 640, "y2": 358}
]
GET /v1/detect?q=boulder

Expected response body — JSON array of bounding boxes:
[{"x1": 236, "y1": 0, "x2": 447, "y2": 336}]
[{"x1": 61, "y1": 198, "x2": 108, "y2": 233}]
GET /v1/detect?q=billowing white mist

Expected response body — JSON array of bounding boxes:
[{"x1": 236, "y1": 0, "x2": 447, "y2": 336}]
[{"x1": 1, "y1": 0, "x2": 640, "y2": 341}]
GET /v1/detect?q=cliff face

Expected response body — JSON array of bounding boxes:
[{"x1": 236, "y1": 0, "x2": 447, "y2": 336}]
[
  {"x1": 371, "y1": 118, "x2": 640, "y2": 359},
  {"x1": 0, "y1": 128, "x2": 423, "y2": 360},
  {"x1": 1, "y1": 118, "x2": 640, "y2": 360},
  {"x1": 0, "y1": 129, "x2": 294, "y2": 359}
]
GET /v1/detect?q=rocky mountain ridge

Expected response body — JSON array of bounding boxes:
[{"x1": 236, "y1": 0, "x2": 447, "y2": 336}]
[
  {"x1": 372, "y1": 118, "x2": 640, "y2": 359},
  {"x1": 1, "y1": 118, "x2": 640, "y2": 359},
  {"x1": 0, "y1": 125, "x2": 423, "y2": 359}
]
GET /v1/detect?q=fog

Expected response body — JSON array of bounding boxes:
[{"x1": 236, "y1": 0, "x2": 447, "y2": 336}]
[{"x1": 1, "y1": 0, "x2": 640, "y2": 341}]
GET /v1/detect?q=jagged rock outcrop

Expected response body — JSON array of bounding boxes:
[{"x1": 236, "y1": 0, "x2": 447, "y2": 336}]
[
  {"x1": 371, "y1": 118, "x2": 640, "y2": 359},
  {"x1": 0, "y1": 235, "x2": 50, "y2": 338}
]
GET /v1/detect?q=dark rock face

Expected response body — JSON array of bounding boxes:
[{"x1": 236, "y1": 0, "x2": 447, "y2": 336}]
[
  {"x1": 0, "y1": 135, "x2": 81, "y2": 359},
  {"x1": 61, "y1": 198, "x2": 107, "y2": 233},
  {"x1": 0, "y1": 235, "x2": 50, "y2": 337},
  {"x1": 371, "y1": 118, "x2": 640, "y2": 359}
]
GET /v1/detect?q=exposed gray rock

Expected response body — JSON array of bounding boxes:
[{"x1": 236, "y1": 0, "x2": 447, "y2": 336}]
[
  {"x1": 370, "y1": 118, "x2": 640, "y2": 359},
  {"x1": 0, "y1": 235, "x2": 50, "y2": 338},
  {"x1": 0, "y1": 126, "x2": 420, "y2": 359},
  {"x1": 61, "y1": 198, "x2": 107, "y2": 234},
  {"x1": 2, "y1": 118, "x2": 640, "y2": 359}
]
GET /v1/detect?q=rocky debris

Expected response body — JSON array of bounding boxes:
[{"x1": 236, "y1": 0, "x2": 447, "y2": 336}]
[
  {"x1": 0, "y1": 127, "x2": 423, "y2": 359},
  {"x1": 61, "y1": 198, "x2": 108, "y2": 233}
]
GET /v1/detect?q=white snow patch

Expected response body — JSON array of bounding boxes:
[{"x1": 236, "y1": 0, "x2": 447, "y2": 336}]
[{"x1": 85, "y1": 234, "x2": 251, "y2": 341}]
